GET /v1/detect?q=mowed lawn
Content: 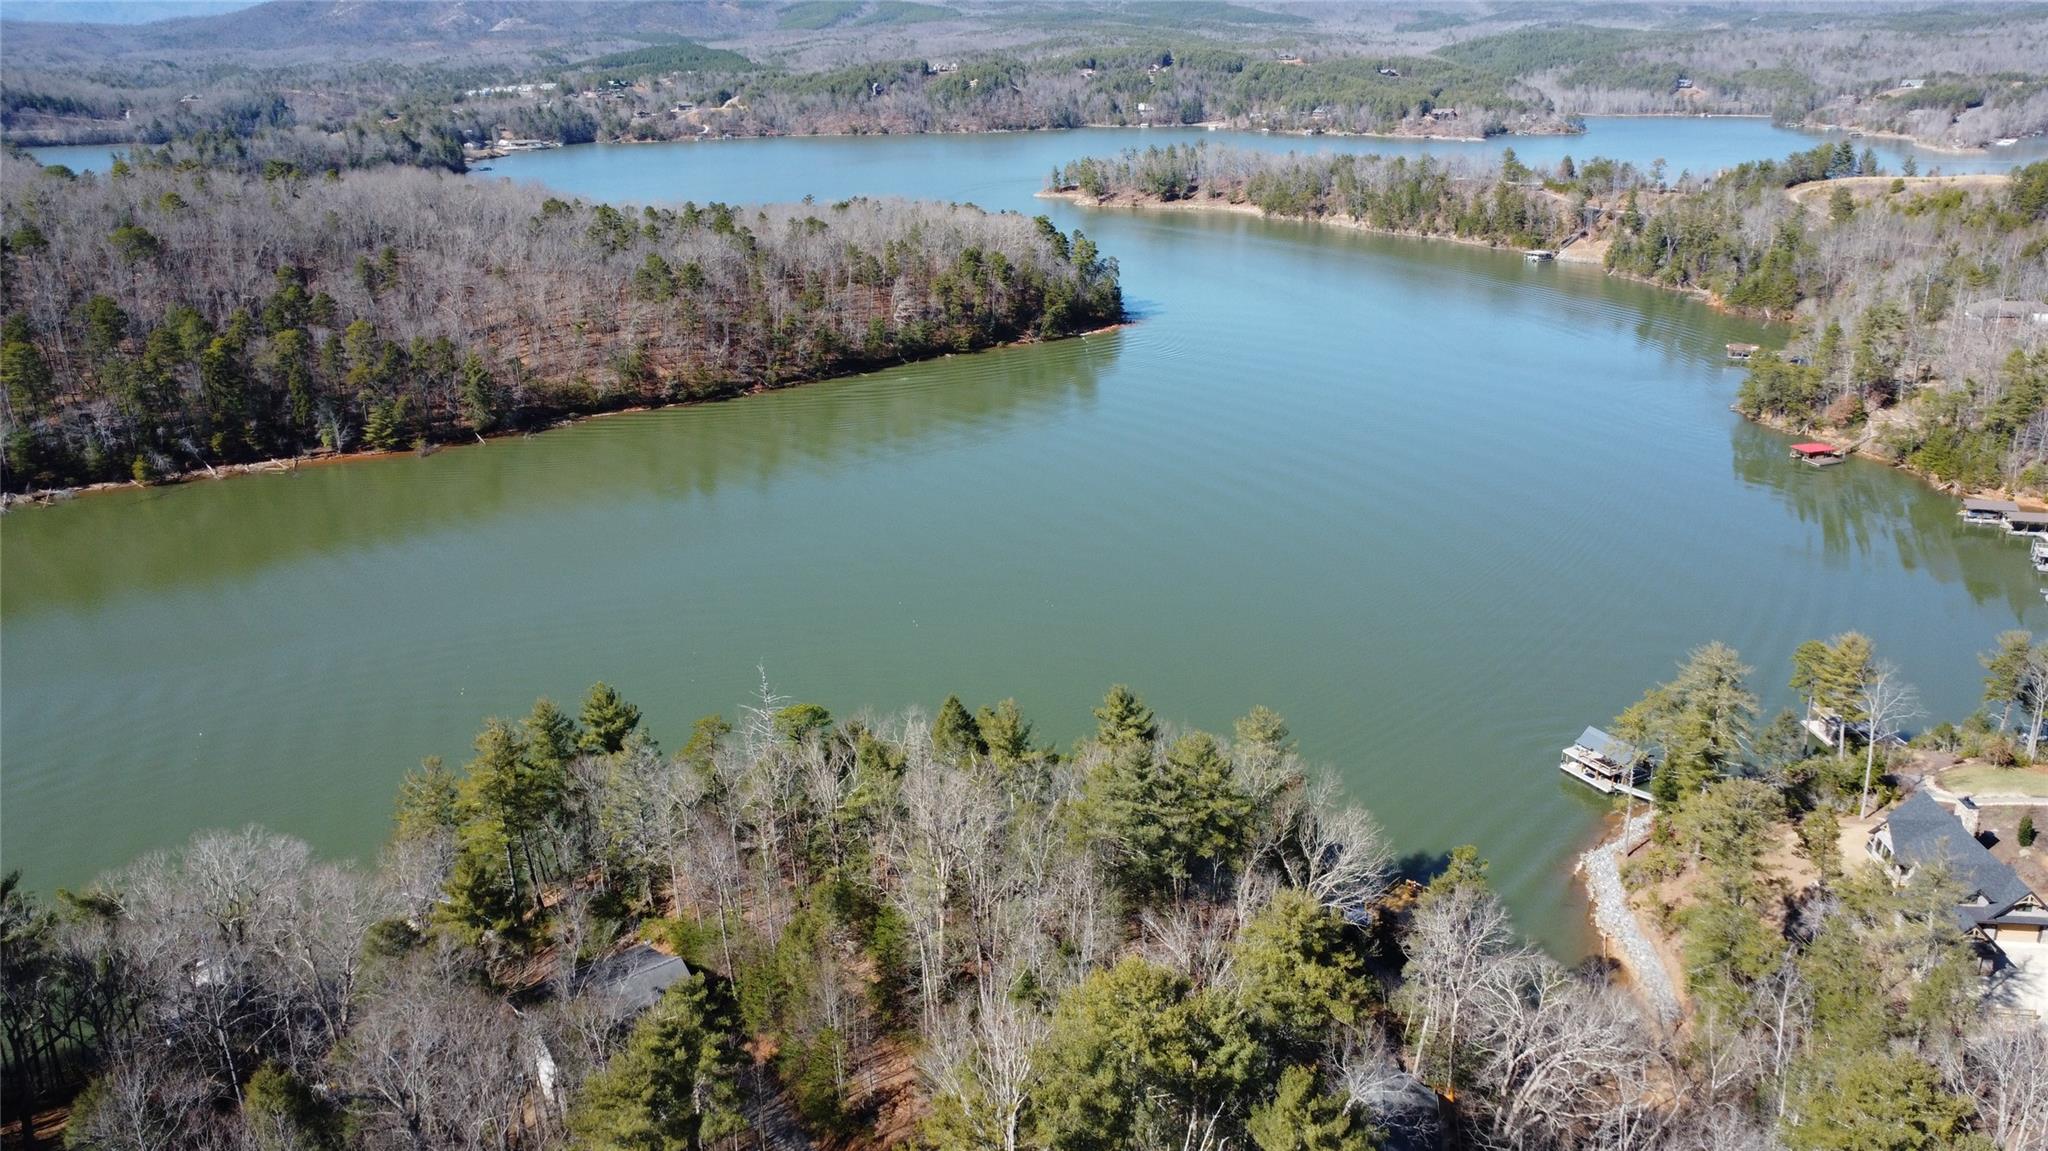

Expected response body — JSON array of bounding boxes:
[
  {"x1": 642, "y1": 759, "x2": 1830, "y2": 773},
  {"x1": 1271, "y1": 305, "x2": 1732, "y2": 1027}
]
[{"x1": 1940, "y1": 763, "x2": 2048, "y2": 797}]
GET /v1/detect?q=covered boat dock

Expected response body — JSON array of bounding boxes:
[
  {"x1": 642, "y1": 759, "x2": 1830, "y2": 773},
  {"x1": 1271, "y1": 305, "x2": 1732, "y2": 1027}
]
[
  {"x1": 1789, "y1": 442, "x2": 1845, "y2": 466},
  {"x1": 1962, "y1": 497, "x2": 2020, "y2": 525},
  {"x1": 2007, "y1": 511, "x2": 2048, "y2": 536},
  {"x1": 1560, "y1": 726, "x2": 1654, "y2": 801}
]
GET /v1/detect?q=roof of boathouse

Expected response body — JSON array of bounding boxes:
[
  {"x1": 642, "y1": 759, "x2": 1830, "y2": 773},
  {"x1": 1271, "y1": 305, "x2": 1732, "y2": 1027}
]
[
  {"x1": 1573, "y1": 726, "x2": 1642, "y2": 766},
  {"x1": 1964, "y1": 498, "x2": 2020, "y2": 513},
  {"x1": 1790, "y1": 442, "x2": 1842, "y2": 456}
]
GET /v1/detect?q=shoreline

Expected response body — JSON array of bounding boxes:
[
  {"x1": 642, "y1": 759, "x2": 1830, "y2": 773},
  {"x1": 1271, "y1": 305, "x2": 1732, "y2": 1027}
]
[
  {"x1": 1575, "y1": 810, "x2": 1681, "y2": 1025},
  {"x1": 579, "y1": 110, "x2": 1587, "y2": 146},
  {"x1": 0, "y1": 321, "x2": 1131, "y2": 510},
  {"x1": 1802, "y1": 122, "x2": 1990, "y2": 156},
  {"x1": 1036, "y1": 186, "x2": 1610, "y2": 264},
  {"x1": 13, "y1": 118, "x2": 1568, "y2": 157},
  {"x1": 23, "y1": 110, "x2": 2017, "y2": 164},
  {"x1": 479, "y1": 120, "x2": 1513, "y2": 151},
  {"x1": 1044, "y1": 185, "x2": 2032, "y2": 507}
]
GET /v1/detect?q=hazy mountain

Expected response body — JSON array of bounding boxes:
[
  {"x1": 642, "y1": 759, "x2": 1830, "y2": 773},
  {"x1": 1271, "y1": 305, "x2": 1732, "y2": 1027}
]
[
  {"x1": 1, "y1": 1, "x2": 262, "y2": 23},
  {"x1": 0, "y1": 1, "x2": 771, "y2": 62}
]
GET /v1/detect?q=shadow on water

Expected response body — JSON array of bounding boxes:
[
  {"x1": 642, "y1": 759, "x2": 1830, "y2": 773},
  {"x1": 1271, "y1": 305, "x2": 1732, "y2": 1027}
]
[
  {"x1": 0, "y1": 332, "x2": 1123, "y2": 614},
  {"x1": 1392, "y1": 849, "x2": 1457, "y2": 889},
  {"x1": 1117, "y1": 297, "x2": 1165, "y2": 323},
  {"x1": 1728, "y1": 419, "x2": 2042, "y2": 615}
]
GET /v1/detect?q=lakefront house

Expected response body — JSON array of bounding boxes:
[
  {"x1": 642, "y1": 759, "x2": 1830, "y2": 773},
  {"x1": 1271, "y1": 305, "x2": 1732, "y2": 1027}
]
[{"x1": 1867, "y1": 790, "x2": 2048, "y2": 945}]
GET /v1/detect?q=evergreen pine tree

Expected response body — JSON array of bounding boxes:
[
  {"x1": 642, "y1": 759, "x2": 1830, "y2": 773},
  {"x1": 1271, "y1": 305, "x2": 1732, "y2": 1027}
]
[
  {"x1": 1247, "y1": 1065, "x2": 1373, "y2": 1151},
  {"x1": 975, "y1": 698, "x2": 1036, "y2": 772},
  {"x1": 524, "y1": 698, "x2": 581, "y2": 769},
  {"x1": 393, "y1": 755, "x2": 458, "y2": 841},
  {"x1": 579, "y1": 682, "x2": 642, "y2": 755},
  {"x1": 458, "y1": 352, "x2": 497, "y2": 433},
  {"x1": 931, "y1": 694, "x2": 985, "y2": 761},
  {"x1": 569, "y1": 974, "x2": 745, "y2": 1150},
  {"x1": 1093, "y1": 684, "x2": 1157, "y2": 748}
]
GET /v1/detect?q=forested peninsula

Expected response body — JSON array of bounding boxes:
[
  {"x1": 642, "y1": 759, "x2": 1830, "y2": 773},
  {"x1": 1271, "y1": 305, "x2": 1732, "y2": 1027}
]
[
  {"x1": 1048, "y1": 142, "x2": 2048, "y2": 497},
  {"x1": 6, "y1": 666, "x2": 2046, "y2": 1151},
  {"x1": 0, "y1": 158, "x2": 1122, "y2": 494}
]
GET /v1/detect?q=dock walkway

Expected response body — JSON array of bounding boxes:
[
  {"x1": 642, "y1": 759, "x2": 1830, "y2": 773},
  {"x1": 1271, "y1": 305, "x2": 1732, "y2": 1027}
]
[{"x1": 1560, "y1": 759, "x2": 1656, "y2": 801}]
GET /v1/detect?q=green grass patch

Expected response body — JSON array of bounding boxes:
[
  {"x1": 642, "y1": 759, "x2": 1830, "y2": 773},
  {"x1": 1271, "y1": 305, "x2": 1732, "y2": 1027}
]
[{"x1": 1942, "y1": 762, "x2": 2048, "y2": 797}]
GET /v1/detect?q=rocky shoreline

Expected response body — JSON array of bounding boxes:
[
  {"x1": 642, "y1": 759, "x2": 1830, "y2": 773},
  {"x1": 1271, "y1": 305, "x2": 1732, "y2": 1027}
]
[{"x1": 1576, "y1": 812, "x2": 1679, "y2": 1025}]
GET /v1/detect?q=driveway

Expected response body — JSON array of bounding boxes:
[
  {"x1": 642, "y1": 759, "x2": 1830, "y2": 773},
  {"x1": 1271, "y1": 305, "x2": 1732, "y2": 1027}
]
[{"x1": 1986, "y1": 938, "x2": 2048, "y2": 1022}]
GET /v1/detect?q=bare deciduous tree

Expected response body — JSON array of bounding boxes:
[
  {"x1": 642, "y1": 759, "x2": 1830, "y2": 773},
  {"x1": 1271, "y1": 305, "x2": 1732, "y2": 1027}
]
[{"x1": 1858, "y1": 662, "x2": 1922, "y2": 818}]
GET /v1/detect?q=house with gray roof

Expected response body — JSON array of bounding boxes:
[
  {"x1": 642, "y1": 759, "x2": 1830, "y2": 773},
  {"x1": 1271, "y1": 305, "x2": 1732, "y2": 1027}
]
[
  {"x1": 1867, "y1": 790, "x2": 2047, "y2": 943},
  {"x1": 573, "y1": 943, "x2": 692, "y2": 1012}
]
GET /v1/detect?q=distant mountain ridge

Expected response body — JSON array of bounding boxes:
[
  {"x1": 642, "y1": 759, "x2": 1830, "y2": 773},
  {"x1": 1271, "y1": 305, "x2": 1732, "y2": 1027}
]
[
  {"x1": 0, "y1": 1, "x2": 261, "y2": 24},
  {"x1": 0, "y1": 0, "x2": 770, "y2": 64}
]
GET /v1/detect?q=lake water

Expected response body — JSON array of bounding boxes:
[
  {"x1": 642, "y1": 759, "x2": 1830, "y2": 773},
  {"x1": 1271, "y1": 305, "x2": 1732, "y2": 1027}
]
[
  {"x1": 27, "y1": 116, "x2": 2048, "y2": 182},
  {"x1": 8, "y1": 119, "x2": 2043, "y2": 954}
]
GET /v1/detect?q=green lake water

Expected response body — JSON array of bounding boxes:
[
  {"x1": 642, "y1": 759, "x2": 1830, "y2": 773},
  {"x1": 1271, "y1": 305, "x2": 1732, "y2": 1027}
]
[{"x1": 8, "y1": 121, "x2": 2045, "y2": 954}]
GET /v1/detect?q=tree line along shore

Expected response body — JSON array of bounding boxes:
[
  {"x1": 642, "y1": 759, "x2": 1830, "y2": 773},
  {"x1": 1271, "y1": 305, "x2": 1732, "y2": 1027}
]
[
  {"x1": 5, "y1": 647, "x2": 2047, "y2": 1151},
  {"x1": 0, "y1": 156, "x2": 1122, "y2": 495},
  {"x1": 1045, "y1": 141, "x2": 2048, "y2": 500},
  {"x1": 10, "y1": 7, "x2": 2048, "y2": 171}
]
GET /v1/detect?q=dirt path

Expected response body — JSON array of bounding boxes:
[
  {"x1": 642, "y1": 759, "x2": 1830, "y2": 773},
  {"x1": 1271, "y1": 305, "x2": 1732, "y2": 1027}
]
[{"x1": 1784, "y1": 172, "x2": 2010, "y2": 211}]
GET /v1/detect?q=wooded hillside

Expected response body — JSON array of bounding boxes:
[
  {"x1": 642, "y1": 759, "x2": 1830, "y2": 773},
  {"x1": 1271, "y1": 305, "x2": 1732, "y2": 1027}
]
[
  {"x1": 0, "y1": 159, "x2": 1121, "y2": 492},
  {"x1": 1604, "y1": 149, "x2": 2048, "y2": 493},
  {"x1": 1050, "y1": 142, "x2": 1583, "y2": 250},
  {"x1": 13, "y1": 4, "x2": 2048, "y2": 163},
  {"x1": 1051, "y1": 139, "x2": 2048, "y2": 496},
  {"x1": 6, "y1": 672, "x2": 2045, "y2": 1151}
]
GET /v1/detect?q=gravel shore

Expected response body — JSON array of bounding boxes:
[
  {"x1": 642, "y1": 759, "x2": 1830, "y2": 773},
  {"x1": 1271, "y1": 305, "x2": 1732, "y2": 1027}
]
[{"x1": 1577, "y1": 812, "x2": 1680, "y2": 1025}]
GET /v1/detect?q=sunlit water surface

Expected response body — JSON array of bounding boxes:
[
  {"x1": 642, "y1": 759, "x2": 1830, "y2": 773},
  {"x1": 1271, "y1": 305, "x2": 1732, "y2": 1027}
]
[{"x1": 10, "y1": 119, "x2": 2043, "y2": 953}]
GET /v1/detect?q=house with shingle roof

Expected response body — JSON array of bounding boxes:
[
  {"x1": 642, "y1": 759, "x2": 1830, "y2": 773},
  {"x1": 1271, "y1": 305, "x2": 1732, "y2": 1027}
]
[
  {"x1": 1867, "y1": 790, "x2": 2047, "y2": 944},
  {"x1": 574, "y1": 943, "x2": 691, "y2": 1012}
]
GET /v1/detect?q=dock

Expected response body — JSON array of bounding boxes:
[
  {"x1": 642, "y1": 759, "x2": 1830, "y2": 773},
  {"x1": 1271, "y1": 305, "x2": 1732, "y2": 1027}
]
[
  {"x1": 1962, "y1": 497, "x2": 2021, "y2": 525},
  {"x1": 1726, "y1": 342, "x2": 1761, "y2": 361},
  {"x1": 1801, "y1": 714, "x2": 1839, "y2": 746},
  {"x1": 1790, "y1": 442, "x2": 1845, "y2": 466},
  {"x1": 1560, "y1": 726, "x2": 1655, "y2": 802},
  {"x1": 1524, "y1": 249, "x2": 1555, "y2": 262},
  {"x1": 1561, "y1": 759, "x2": 1656, "y2": 802},
  {"x1": 2007, "y1": 511, "x2": 2048, "y2": 536},
  {"x1": 1802, "y1": 703, "x2": 1903, "y2": 750}
]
